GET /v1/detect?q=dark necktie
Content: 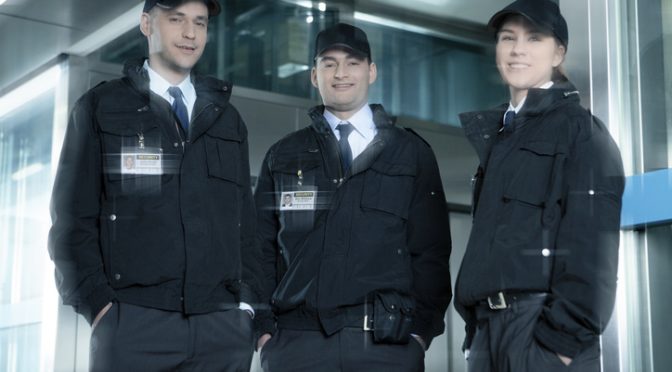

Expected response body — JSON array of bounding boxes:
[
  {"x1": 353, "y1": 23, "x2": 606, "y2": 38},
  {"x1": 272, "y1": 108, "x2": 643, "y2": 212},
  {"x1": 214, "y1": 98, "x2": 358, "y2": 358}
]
[
  {"x1": 336, "y1": 122, "x2": 354, "y2": 172},
  {"x1": 168, "y1": 87, "x2": 189, "y2": 132},
  {"x1": 503, "y1": 110, "x2": 515, "y2": 129}
]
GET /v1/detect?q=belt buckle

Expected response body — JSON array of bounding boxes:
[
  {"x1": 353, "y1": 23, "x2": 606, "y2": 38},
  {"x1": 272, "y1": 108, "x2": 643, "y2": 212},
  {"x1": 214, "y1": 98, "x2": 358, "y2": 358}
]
[
  {"x1": 487, "y1": 292, "x2": 508, "y2": 310},
  {"x1": 363, "y1": 315, "x2": 373, "y2": 331}
]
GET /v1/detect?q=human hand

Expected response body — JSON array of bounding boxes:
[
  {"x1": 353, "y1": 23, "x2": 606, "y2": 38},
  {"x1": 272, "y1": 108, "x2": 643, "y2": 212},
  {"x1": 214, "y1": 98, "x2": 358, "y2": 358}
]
[
  {"x1": 557, "y1": 353, "x2": 572, "y2": 366},
  {"x1": 411, "y1": 334, "x2": 427, "y2": 351},
  {"x1": 92, "y1": 302, "x2": 113, "y2": 330},
  {"x1": 257, "y1": 333, "x2": 272, "y2": 351}
]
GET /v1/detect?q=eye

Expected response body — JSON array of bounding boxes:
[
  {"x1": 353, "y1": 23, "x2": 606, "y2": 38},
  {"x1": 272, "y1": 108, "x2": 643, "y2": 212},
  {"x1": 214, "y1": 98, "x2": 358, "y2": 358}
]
[
  {"x1": 529, "y1": 34, "x2": 541, "y2": 42},
  {"x1": 169, "y1": 17, "x2": 181, "y2": 23},
  {"x1": 323, "y1": 62, "x2": 336, "y2": 68},
  {"x1": 348, "y1": 61, "x2": 361, "y2": 66},
  {"x1": 499, "y1": 34, "x2": 514, "y2": 42},
  {"x1": 195, "y1": 20, "x2": 207, "y2": 27}
]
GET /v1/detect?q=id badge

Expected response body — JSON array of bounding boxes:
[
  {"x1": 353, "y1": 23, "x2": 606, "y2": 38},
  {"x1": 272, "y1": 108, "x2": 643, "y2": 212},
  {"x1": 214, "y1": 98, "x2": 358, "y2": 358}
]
[
  {"x1": 279, "y1": 190, "x2": 316, "y2": 211},
  {"x1": 120, "y1": 149, "x2": 163, "y2": 175}
]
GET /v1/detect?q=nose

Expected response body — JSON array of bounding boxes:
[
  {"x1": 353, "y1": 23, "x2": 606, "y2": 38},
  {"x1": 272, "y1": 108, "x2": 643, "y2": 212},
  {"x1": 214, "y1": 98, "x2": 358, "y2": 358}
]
[
  {"x1": 183, "y1": 22, "x2": 196, "y2": 40},
  {"x1": 511, "y1": 38, "x2": 526, "y2": 56},
  {"x1": 334, "y1": 63, "x2": 348, "y2": 79}
]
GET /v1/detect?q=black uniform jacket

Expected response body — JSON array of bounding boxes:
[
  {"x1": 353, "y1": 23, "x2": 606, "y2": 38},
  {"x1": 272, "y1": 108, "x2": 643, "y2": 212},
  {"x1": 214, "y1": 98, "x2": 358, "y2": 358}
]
[
  {"x1": 48, "y1": 58, "x2": 261, "y2": 324},
  {"x1": 455, "y1": 82, "x2": 625, "y2": 358},
  {"x1": 254, "y1": 105, "x2": 452, "y2": 344}
]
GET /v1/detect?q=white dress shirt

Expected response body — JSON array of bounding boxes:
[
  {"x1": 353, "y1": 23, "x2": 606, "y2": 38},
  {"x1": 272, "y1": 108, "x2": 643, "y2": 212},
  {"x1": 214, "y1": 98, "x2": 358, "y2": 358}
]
[
  {"x1": 144, "y1": 60, "x2": 197, "y2": 123},
  {"x1": 323, "y1": 104, "x2": 377, "y2": 161}
]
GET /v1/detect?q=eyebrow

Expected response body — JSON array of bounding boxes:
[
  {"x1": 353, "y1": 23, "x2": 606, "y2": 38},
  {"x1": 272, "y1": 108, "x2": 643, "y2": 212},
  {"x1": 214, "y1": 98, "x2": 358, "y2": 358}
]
[
  {"x1": 166, "y1": 10, "x2": 208, "y2": 22},
  {"x1": 318, "y1": 54, "x2": 365, "y2": 63},
  {"x1": 498, "y1": 27, "x2": 545, "y2": 36}
]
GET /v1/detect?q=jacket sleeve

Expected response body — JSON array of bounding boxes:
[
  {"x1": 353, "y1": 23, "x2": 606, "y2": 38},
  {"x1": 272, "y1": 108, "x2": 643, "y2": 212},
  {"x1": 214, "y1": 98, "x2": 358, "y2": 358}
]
[
  {"x1": 408, "y1": 139, "x2": 453, "y2": 347},
  {"x1": 534, "y1": 115, "x2": 625, "y2": 358},
  {"x1": 252, "y1": 148, "x2": 280, "y2": 339},
  {"x1": 236, "y1": 114, "x2": 264, "y2": 312},
  {"x1": 47, "y1": 93, "x2": 116, "y2": 325}
]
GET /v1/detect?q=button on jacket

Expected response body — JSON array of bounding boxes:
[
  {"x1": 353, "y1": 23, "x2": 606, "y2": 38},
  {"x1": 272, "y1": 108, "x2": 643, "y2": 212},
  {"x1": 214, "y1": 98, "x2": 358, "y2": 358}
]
[
  {"x1": 455, "y1": 82, "x2": 625, "y2": 358},
  {"x1": 48, "y1": 58, "x2": 261, "y2": 324},
  {"x1": 254, "y1": 104, "x2": 452, "y2": 345}
]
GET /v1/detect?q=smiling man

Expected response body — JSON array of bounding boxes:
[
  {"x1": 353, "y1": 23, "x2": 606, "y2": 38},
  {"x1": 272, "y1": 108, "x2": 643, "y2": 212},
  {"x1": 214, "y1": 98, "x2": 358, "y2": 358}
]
[
  {"x1": 253, "y1": 23, "x2": 453, "y2": 372},
  {"x1": 48, "y1": 1, "x2": 262, "y2": 371}
]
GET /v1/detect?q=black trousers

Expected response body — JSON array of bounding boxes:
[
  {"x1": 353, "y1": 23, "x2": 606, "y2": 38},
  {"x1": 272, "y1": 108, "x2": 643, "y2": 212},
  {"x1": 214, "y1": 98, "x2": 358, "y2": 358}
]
[
  {"x1": 467, "y1": 295, "x2": 600, "y2": 372},
  {"x1": 260, "y1": 328, "x2": 425, "y2": 372},
  {"x1": 89, "y1": 302, "x2": 254, "y2": 372}
]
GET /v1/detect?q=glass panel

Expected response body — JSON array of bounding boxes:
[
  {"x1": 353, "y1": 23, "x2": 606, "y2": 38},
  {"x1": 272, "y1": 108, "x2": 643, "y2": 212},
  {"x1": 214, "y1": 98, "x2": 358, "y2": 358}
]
[
  {"x1": 91, "y1": 1, "x2": 506, "y2": 127},
  {"x1": 0, "y1": 70, "x2": 60, "y2": 372}
]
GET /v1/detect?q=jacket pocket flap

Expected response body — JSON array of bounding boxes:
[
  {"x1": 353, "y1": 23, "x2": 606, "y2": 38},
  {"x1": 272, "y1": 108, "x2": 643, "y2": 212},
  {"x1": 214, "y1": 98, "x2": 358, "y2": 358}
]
[
  {"x1": 98, "y1": 112, "x2": 157, "y2": 136},
  {"x1": 503, "y1": 192, "x2": 545, "y2": 207},
  {"x1": 272, "y1": 154, "x2": 321, "y2": 174},
  {"x1": 205, "y1": 124, "x2": 242, "y2": 142},
  {"x1": 520, "y1": 141, "x2": 564, "y2": 156},
  {"x1": 370, "y1": 161, "x2": 416, "y2": 177}
]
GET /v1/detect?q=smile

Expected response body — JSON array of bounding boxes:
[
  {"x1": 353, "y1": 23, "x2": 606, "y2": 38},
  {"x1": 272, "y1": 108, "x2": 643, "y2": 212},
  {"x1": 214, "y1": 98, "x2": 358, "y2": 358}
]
[
  {"x1": 177, "y1": 45, "x2": 197, "y2": 53},
  {"x1": 332, "y1": 83, "x2": 354, "y2": 89},
  {"x1": 508, "y1": 63, "x2": 530, "y2": 69}
]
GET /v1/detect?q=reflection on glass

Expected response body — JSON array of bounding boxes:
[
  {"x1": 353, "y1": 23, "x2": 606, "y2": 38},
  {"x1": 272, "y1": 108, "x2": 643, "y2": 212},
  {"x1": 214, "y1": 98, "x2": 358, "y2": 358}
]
[
  {"x1": 92, "y1": 1, "x2": 505, "y2": 127},
  {"x1": 0, "y1": 71, "x2": 59, "y2": 372}
]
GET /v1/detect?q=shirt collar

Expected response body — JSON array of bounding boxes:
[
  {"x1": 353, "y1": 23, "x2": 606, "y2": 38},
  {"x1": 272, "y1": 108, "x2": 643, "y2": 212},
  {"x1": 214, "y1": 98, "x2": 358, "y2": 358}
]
[
  {"x1": 507, "y1": 81, "x2": 554, "y2": 114},
  {"x1": 323, "y1": 104, "x2": 376, "y2": 140},
  {"x1": 143, "y1": 60, "x2": 196, "y2": 107}
]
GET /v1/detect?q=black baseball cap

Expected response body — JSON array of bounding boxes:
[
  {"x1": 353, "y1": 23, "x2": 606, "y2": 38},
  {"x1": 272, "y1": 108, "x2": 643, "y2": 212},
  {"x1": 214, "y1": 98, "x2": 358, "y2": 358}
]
[
  {"x1": 143, "y1": 0, "x2": 221, "y2": 17},
  {"x1": 314, "y1": 23, "x2": 372, "y2": 62},
  {"x1": 488, "y1": 0, "x2": 568, "y2": 48}
]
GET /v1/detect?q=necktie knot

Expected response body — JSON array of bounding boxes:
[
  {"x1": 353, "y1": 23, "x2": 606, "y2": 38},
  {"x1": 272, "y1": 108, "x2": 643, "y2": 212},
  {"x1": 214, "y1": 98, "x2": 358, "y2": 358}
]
[
  {"x1": 168, "y1": 87, "x2": 189, "y2": 132},
  {"x1": 168, "y1": 86, "x2": 183, "y2": 100},
  {"x1": 336, "y1": 122, "x2": 354, "y2": 173},
  {"x1": 503, "y1": 110, "x2": 515, "y2": 128}
]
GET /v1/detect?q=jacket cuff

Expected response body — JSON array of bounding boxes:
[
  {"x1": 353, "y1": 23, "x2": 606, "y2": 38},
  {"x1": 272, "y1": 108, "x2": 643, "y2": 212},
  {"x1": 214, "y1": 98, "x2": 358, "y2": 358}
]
[
  {"x1": 463, "y1": 322, "x2": 476, "y2": 351},
  {"x1": 253, "y1": 311, "x2": 277, "y2": 348},
  {"x1": 238, "y1": 282, "x2": 258, "y2": 305},
  {"x1": 534, "y1": 319, "x2": 583, "y2": 358},
  {"x1": 81, "y1": 284, "x2": 116, "y2": 325}
]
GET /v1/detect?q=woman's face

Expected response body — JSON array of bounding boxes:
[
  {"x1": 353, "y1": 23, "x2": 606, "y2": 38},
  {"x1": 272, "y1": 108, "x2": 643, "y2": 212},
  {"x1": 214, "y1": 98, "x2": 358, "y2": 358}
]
[{"x1": 496, "y1": 16, "x2": 565, "y2": 100}]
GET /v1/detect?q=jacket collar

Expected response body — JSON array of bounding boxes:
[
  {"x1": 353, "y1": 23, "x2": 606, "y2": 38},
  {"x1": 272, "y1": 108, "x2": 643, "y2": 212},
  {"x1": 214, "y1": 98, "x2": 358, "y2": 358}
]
[
  {"x1": 123, "y1": 58, "x2": 233, "y2": 141},
  {"x1": 459, "y1": 81, "x2": 581, "y2": 165},
  {"x1": 308, "y1": 104, "x2": 395, "y2": 134}
]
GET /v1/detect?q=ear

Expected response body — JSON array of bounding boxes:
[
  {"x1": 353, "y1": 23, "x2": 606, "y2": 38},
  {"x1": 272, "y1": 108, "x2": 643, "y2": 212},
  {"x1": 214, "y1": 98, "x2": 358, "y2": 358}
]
[
  {"x1": 552, "y1": 44, "x2": 566, "y2": 68},
  {"x1": 368, "y1": 62, "x2": 377, "y2": 85},
  {"x1": 140, "y1": 12, "x2": 152, "y2": 37},
  {"x1": 311, "y1": 67, "x2": 319, "y2": 89}
]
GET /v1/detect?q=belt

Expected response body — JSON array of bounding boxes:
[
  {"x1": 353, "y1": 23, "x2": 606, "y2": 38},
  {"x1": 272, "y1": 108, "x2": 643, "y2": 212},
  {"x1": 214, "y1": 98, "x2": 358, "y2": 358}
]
[
  {"x1": 277, "y1": 304, "x2": 374, "y2": 331},
  {"x1": 476, "y1": 291, "x2": 548, "y2": 311}
]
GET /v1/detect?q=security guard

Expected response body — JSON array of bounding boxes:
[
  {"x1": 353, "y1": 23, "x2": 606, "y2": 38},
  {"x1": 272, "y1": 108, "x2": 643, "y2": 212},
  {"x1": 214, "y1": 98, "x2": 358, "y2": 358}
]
[
  {"x1": 454, "y1": 1, "x2": 625, "y2": 371},
  {"x1": 48, "y1": 1, "x2": 261, "y2": 370},
  {"x1": 253, "y1": 23, "x2": 453, "y2": 372}
]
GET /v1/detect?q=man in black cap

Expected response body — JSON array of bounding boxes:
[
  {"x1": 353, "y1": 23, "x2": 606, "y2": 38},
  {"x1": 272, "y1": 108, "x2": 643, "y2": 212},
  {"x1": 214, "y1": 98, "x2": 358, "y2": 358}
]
[
  {"x1": 49, "y1": 0, "x2": 262, "y2": 370},
  {"x1": 253, "y1": 23, "x2": 452, "y2": 371},
  {"x1": 454, "y1": 0, "x2": 624, "y2": 371}
]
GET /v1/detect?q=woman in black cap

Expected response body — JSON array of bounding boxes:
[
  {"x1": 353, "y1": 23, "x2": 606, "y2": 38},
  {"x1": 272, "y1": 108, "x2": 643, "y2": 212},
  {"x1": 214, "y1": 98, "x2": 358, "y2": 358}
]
[{"x1": 454, "y1": 0, "x2": 625, "y2": 371}]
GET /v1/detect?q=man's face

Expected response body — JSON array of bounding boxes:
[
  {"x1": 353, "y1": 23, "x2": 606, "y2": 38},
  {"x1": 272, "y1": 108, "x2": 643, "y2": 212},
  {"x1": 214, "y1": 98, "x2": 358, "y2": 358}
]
[
  {"x1": 141, "y1": 1, "x2": 209, "y2": 80},
  {"x1": 495, "y1": 17, "x2": 564, "y2": 96},
  {"x1": 311, "y1": 49, "x2": 377, "y2": 119}
]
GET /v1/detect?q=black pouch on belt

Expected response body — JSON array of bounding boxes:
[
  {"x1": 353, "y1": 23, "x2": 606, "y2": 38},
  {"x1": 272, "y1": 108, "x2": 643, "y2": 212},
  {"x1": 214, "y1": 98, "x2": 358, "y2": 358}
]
[{"x1": 373, "y1": 290, "x2": 416, "y2": 344}]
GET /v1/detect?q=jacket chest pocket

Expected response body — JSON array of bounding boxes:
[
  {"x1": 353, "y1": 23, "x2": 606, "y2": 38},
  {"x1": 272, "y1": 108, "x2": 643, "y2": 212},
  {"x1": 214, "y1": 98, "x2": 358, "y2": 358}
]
[
  {"x1": 271, "y1": 153, "x2": 323, "y2": 191},
  {"x1": 97, "y1": 112, "x2": 162, "y2": 184},
  {"x1": 504, "y1": 141, "x2": 566, "y2": 207},
  {"x1": 361, "y1": 161, "x2": 416, "y2": 220},
  {"x1": 204, "y1": 125, "x2": 242, "y2": 184}
]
